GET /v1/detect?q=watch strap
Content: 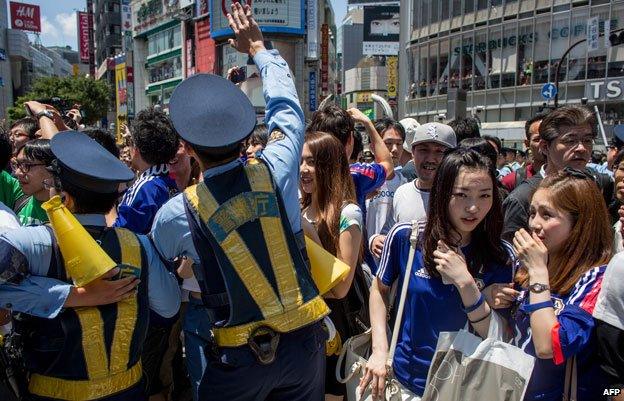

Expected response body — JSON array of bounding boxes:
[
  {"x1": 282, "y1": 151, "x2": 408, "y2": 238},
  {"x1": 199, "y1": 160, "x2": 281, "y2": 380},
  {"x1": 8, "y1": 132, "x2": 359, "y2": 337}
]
[{"x1": 529, "y1": 282, "x2": 550, "y2": 293}]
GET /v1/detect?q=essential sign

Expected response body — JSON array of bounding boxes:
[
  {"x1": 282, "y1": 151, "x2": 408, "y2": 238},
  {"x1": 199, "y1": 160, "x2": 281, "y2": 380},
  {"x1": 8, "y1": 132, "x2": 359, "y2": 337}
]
[{"x1": 78, "y1": 12, "x2": 91, "y2": 62}]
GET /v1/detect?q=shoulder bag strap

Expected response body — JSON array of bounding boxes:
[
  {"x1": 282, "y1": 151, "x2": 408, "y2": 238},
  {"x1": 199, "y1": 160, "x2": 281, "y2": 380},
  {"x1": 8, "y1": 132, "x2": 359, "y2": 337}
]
[{"x1": 387, "y1": 220, "x2": 423, "y2": 364}]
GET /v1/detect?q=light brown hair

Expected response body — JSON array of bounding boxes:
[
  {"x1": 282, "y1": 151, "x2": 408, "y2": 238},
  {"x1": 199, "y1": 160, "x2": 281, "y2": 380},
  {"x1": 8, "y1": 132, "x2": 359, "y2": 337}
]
[
  {"x1": 300, "y1": 131, "x2": 356, "y2": 256},
  {"x1": 516, "y1": 171, "x2": 612, "y2": 294}
]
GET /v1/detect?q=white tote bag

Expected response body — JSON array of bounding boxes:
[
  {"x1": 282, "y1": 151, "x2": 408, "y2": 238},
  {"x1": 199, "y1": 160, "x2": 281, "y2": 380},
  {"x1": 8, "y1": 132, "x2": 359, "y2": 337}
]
[{"x1": 421, "y1": 313, "x2": 535, "y2": 401}]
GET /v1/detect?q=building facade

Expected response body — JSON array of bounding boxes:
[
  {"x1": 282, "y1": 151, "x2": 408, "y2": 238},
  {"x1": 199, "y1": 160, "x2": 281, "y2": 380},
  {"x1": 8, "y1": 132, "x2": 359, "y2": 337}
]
[{"x1": 398, "y1": 0, "x2": 624, "y2": 142}]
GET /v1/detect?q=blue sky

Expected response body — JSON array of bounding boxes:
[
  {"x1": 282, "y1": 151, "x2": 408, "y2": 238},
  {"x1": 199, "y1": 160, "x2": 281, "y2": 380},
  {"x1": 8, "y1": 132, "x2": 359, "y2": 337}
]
[{"x1": 22, "y1": 0, "x2": 347, "y2": 50}]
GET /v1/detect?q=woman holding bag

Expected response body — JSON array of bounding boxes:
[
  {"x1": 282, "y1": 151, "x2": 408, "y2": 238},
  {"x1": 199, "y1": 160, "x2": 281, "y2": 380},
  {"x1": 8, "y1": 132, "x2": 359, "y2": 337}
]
[
  {"x1": 511, "y1": 169, "x2": 612, "y2": 401},
  {"x1": 361, "y1": 148, "x2": 515, "y2": 400},
  {"x1": 300, "y1": 131, "x2": 366, "y2": 400}
]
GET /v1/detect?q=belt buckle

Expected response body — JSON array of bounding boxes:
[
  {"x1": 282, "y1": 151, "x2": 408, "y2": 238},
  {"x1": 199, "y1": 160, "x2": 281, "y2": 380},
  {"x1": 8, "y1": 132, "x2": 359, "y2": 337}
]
[{"x1": 247, "y1": 325, "x2": 280, "y2": 365}]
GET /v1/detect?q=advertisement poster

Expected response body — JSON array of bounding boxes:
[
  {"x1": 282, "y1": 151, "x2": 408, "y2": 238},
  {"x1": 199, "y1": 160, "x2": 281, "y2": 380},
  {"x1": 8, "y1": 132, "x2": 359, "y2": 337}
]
[{"x1": 363, "y1": 6, "x2": 399, "y2": 55}]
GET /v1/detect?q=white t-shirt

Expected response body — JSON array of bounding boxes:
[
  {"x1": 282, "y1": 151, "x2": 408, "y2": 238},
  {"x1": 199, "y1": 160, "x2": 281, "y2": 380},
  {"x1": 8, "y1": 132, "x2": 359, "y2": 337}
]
[
  {"x1": 365, "y1": 171, "x2": 407, "y2": 238},
  {"x1": 593, "y1": 252, "x2": 624, "y2": 331},
  {"x1": 375, "y1": 180, "x2": 430, "y2": 240}
]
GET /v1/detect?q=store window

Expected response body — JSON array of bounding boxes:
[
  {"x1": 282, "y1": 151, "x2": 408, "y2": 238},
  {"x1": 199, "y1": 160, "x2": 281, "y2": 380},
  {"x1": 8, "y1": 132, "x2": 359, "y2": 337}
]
[
  {"x1": 428, "y1": 44, "x2": 439, "y2": 96},
  {"x1": 452, "y1": 0, "x2": 461, "y2": 17},
  {"x1": 568, "y1": 9, "x2": 591, "y2": 81},
  {"x1": 501, "y1": 25, "x2": 517, "y2": 87},
  {"x1": 550, "y1": 14, "x2": 570, "y2": 83},
  {"x1": 148, "y1": 56, "x2": 182, "y2": 84},
  {"x1": 418, "y1": 45, "x2": 428, "y2": 97}
]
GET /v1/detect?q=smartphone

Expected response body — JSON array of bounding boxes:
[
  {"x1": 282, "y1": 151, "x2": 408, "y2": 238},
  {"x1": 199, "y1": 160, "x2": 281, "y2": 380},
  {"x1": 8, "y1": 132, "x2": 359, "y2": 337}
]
[{"x1": 231, "y1": 66, "x2": 247, "y2": 84}]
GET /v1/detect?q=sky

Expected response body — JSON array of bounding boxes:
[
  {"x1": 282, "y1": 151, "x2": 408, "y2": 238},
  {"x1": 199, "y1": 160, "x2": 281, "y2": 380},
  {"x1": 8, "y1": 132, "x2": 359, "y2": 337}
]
[{"x1": 18, "y1": 0, "x2": 348, "y2": 51}]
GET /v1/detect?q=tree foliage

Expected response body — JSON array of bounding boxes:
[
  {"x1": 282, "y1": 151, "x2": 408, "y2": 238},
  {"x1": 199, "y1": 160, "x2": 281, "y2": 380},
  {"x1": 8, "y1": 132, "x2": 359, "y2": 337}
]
[{"x1": 7, "y1": 76, "x2": 111, "y2": 125}]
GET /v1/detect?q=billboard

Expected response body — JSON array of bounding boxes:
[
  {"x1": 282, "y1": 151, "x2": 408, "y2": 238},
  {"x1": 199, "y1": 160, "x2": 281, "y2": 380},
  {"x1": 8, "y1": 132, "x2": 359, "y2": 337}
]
[
  {"x1": 9, "y1": 1, "x2": 41, "y2": 32},
  {"x1": 78, "y1": 12, "x2": 90, "y2": 62},
  {"x1": 348, "y1": 0, "x2": 398, "y2": 4},
  {"x1": 362, "y1": 5, "x2": 399, "y2": 55},
  {"x1": 115, "y1": 61, "x2": 128, "y2": 142},
  {"x1": 210, "y1": 0, "x2": 304, "y2": 39}
]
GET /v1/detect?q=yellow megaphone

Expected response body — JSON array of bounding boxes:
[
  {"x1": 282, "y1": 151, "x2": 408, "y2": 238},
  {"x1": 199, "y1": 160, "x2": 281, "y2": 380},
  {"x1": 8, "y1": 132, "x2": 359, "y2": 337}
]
[
  {"x1": 42, "y1": 195, "x2": 117, "y2": 287},
  {"x1": 305, "y1": 236, "x2": 350, "y2": 295}
]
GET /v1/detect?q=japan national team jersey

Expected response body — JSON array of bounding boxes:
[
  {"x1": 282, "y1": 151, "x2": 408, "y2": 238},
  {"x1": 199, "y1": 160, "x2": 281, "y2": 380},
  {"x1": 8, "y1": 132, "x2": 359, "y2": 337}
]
[
  {"x1": 511, "y1": 265, "x2": 607, "y2": 401},
  {"x1": 377, "y1": 222, "x2": 514, "y2": 396},
  {"x1": 350, "y1": 162, "x2": 386, "y2": 221}
]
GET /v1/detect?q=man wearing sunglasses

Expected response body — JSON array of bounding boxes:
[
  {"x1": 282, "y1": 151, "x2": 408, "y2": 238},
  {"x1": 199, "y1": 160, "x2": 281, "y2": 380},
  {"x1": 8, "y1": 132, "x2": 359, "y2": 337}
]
[{"x1": 502, "y1": 105, "x2": 613, "y2": 242}]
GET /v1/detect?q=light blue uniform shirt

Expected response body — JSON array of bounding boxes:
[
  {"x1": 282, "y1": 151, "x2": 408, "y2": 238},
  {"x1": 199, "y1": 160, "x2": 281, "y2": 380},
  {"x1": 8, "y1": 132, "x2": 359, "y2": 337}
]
[
  {"x1": 151, "y1": 49, "x2": 305, "y2": 264},
  {"x1": 0, "y1": 214, "x2": 181, "y2": 319}
]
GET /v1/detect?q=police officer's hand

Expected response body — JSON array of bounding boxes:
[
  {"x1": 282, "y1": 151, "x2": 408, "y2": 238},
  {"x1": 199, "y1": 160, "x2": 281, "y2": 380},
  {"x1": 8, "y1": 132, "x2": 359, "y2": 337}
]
[
  {"x1": 64, "y1": 267, "x2": 139, "y2": 308},
  {"x1": 226, "y1": 2, "x2": 265, "y2": 57}
]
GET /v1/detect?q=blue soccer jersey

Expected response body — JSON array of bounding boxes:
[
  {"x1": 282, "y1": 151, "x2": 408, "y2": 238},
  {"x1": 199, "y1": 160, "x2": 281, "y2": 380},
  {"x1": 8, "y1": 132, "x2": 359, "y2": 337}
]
[
  {"x1": 377, "y1": 222, "x2": 515, "y2": 396},
  {"x1": 350, "y1": 162, "x2": 386, "y2": 219},
  {"x1": 511, "y1": 265, "x2": 607, "y2": 401}
]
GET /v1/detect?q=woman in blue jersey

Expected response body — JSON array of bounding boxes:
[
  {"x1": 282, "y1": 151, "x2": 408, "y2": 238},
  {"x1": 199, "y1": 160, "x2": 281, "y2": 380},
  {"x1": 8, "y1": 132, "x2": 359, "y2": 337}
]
[
  {"x1": 361, "y1": 148, "x2": 515, "y2": 400},
  {"x1": 300, "y1": 131, "x2": 365, "y2": 400},
  {"x1": 510, "y1": 170, "x2": 612, "y2": 401}
]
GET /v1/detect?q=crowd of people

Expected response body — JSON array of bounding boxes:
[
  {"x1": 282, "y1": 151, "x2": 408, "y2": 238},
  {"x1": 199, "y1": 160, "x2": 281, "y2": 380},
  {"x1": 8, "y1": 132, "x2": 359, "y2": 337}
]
[{"x1": 0, "y1": 4, "x2": 621, "y2": 401}]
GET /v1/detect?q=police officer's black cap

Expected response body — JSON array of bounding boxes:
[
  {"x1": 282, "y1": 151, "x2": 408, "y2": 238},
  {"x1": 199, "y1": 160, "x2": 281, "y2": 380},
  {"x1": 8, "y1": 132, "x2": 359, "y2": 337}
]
[
  {"x1": 50, "y1": 131, "x2": 134, "y2": 194},
  {"x1": 613, "y1": 125, "x2": 624, "y2": 149},
  {"x1": 169, "y1": 74, "x2": 256, "y2": 151}
]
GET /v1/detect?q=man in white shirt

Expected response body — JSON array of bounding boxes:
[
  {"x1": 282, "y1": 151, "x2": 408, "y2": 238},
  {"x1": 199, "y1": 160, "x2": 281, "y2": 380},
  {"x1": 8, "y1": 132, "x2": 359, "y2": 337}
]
[
  {"x1": 366, "y1": 119, "x2": 408, "y2": 251},
  {"x1": 369, "y1": 122, "x2": 457, "y2": 258}
]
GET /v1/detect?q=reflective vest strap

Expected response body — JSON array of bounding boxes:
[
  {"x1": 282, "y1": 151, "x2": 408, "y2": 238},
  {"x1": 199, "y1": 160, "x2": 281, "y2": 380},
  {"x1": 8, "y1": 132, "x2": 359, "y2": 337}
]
[
  {"x1": 109, "y1": 228, "x2": 142, "y2": 374},
  {"x1": 244, "y1": 164, "x2": 303, "y2": 308},
  {"x1": 184, "y1": 184, "x2": 283, "y2": 318}
]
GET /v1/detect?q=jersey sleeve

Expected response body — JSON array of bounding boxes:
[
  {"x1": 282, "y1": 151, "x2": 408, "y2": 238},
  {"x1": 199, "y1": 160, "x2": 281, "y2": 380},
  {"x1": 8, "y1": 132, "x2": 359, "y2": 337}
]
[
  {"x1": 115, "y1": 181, "x2": 171, "y2": 234},
  {"x1": 339, "y1": 203, "x2": 363, "y2": 233},
  {"x1": 350, "y1": 162, "x2": 386, "y2": 196},
  {"x1": 551, "y1": 266, "x2": 605, "y2": 365},
  {"x1": 376, "y1": 223, "x2": 410, "y2": 287}
]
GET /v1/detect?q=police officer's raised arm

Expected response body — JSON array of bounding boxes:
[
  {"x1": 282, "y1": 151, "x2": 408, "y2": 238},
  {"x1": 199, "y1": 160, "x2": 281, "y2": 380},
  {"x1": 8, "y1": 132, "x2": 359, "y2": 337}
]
[{"x1": 227, "y1": 3, "x2": 305, "y2": 232}]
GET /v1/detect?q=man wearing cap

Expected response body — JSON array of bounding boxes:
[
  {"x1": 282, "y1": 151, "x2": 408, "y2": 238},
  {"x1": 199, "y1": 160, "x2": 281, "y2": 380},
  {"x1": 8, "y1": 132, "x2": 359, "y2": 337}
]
[
  {"x1": 369, "y1": 122, "x2": 457, "y2": 258},
  {"x1": 150, "y1": 4, "x2": 329, "y2": 400},
  {"x1": 0, "y1": 131, "x2": 180, "y2": 401}
]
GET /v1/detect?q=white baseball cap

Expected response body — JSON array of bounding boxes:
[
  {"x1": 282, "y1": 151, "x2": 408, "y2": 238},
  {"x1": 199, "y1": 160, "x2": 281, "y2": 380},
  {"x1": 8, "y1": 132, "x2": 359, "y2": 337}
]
[{"x1": 399, "y1": 118, "x2": 420, "y2": 152}]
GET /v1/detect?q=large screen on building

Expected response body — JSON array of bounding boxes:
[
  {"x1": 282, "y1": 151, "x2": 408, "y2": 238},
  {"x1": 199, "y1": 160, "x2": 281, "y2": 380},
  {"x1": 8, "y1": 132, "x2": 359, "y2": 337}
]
[
  {"x1": 210, "y1": 0, "x2": 304, "y2": 39},
  {"x1": 363, "y1": 5, "x2": 399, "y2": 55}
]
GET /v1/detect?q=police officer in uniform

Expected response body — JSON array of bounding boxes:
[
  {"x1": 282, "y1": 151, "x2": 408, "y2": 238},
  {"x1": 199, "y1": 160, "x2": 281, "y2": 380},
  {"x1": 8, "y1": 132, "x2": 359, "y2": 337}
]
[
  {"x1": 150, "y1": 4, "x2": 329, "y2": 400},
  {"x1": 0, "y1": 131, "x2": 181, "y2": 401}
]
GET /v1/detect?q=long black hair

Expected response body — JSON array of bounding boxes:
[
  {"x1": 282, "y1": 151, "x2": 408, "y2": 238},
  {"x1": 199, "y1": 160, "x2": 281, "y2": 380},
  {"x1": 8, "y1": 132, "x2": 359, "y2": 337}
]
[{"x1": 422, "y1": 148, "x2": 509, "y2": 278}]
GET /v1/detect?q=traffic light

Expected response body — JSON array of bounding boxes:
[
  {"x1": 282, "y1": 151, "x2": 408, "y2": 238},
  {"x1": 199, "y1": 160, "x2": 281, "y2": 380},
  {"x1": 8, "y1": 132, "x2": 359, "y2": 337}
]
[{"x1": 609, "y1": 31, "x2": 624, "y2": 46}]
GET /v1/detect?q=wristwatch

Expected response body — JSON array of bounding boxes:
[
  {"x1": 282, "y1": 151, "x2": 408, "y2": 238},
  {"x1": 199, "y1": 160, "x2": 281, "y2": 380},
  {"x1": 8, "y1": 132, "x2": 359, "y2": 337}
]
[
  {"x1": 35, "y1": 110, "x2": 54, "y2": 120},
  {"x1": 528, "y1": 283, "x2": 550, "y2": 293}
]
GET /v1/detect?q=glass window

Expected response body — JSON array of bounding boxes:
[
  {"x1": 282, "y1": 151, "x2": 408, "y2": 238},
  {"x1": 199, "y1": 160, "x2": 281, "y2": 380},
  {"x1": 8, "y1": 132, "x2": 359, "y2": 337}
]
[
  {"x1": 439, "y1": 39, "x2": 450, "y2": 94},
  {"x1": 517, "y1": 21, "x2": 534, "y2": 86},
  {"x1": 474, "y1": 29, "x2": 487, "y2": 90},
  {"x1": 431, "y1": 0, "x2": 439, "y2": 24},
  {"x1": 428, "y1": 44, "x2": 439, "y2": 96},
  {"x1": 477, "y1": 0, "x2": 488, "y2": 10},
  {"x1": 568, "y1": 9, "x2": 591, "y2": 81},
  {"x1": 418, "y1": 45, "x2": 428, "y2": 97},
  {"x1": 488, "y1": 26, "x2": 502, "y2": 89},
  {"x1": 441, "y1": 0, "x2": 449, "y2": 21},
  {"x1": 533, "y1": 15, "x2": 550, "y2": 84},
  {"x1": 422, "y1": 0, "x2": 430, "y2": 26},
  {"x1": 550, "y1": 14, "x2": 570, "y2": 83},
  {"x1": 462, "y1": 33, "x2": 475, "y2": 91},
  {"x1": 450, "y1": 36, "x2": 461, "y2": 89},
  {"x1": 464, "y1": 0, "x2": 475, "y2": 14},
  {"x1": 452, "y1": 0, "x2": 461, "y2": 17},
  {"x1": 501, "y1": 24, "x2": 517, "y2": 87},
  {"x1": 608, "y1": 4, "x2": 624, "y2": 78},
  {"x1": 148, "y1": 56, "x2": 182, "y2": 84}
]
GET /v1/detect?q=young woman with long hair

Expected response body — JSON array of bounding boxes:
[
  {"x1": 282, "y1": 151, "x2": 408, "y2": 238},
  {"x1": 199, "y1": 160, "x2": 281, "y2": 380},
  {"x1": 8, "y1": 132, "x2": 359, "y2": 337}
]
[
  {"x1": 361, "y1": 148, "x2": 515, "y2": 400},
  {"x1": 300, "y1": 131, "x2": 365, "y2": 400},
  {"x1": 511, "y1": 170, "x2": 612, "y2": 401}
]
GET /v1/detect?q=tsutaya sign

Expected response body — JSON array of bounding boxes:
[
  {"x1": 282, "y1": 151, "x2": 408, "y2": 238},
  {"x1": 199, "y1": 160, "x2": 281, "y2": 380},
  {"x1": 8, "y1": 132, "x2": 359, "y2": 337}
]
[{"x1": 586, "y1": 79, "x2": 624, "y2": 100}]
